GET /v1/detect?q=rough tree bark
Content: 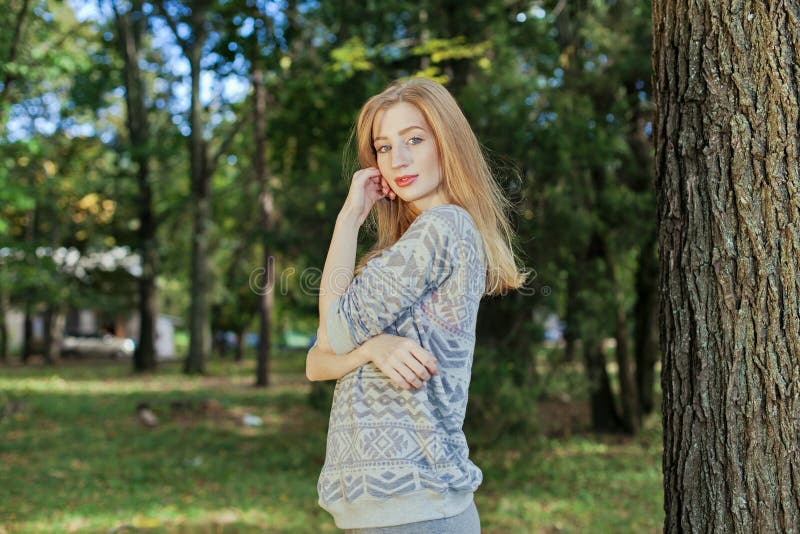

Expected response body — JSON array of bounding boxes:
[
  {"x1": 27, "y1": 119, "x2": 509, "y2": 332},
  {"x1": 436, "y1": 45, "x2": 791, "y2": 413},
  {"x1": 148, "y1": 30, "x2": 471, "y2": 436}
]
[{"x1": 654, "y1": 1, "x2": 800, "y2": 531}]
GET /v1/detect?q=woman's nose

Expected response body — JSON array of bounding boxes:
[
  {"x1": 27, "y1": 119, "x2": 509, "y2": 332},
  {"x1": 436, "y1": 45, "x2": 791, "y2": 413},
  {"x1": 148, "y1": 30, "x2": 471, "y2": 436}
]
[{"x1": 391, "y1": 144, "x2": 411, "y2": 168}]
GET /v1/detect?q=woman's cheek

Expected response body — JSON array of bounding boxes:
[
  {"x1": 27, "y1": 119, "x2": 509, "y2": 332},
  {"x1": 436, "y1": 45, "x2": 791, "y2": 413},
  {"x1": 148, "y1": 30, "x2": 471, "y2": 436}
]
[{"x1": 377, "y1": 163, "x2": 390, "y2": 180}]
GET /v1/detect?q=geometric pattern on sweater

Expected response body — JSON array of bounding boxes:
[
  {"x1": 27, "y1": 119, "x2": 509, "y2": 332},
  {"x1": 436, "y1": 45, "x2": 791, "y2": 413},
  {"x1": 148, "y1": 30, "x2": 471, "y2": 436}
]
[{"x1": 319, "y1": 204, "x2": 486, "y2": 514}]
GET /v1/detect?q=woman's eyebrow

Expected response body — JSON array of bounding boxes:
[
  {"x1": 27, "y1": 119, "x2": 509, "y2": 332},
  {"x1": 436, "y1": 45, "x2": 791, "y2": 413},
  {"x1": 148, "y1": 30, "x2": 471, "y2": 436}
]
[{"x1": 373, "y1": 125, "x2": 426, "y2": 142}]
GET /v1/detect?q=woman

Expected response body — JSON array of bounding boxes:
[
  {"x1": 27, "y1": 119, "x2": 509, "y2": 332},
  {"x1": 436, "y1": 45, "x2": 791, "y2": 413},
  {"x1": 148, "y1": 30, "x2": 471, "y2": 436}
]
[{"x1": 306, "y1": 77, "x2": 527, "y2": 533}]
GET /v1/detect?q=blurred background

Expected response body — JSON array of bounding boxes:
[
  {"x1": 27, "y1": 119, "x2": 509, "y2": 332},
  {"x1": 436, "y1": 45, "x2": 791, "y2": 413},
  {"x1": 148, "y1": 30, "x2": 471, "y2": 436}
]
[{"x1": 0, "y1": 0, "x2": 660, "y2": 532}]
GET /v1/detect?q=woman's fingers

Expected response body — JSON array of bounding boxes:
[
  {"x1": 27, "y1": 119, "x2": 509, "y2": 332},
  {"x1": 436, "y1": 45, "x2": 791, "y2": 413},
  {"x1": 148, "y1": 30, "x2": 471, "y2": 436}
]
[
  {"x1": 357, "y1": 169, "x2": 396, "y2": 202},
  {"x1": 395, "y1": 363, "x2": 422, "y2": 389},
  {"x1": 367, "y1": 335, "x2": 438, "y2": 390},
  {"x1": 379, "y1": 177, "x2": 396, "y2": 199},
  {"x1": 403, "y1": 358, "x2": 431, "y2": 383},
  {"x1": 386, "y1": 367, "x2": 412, "y2": 391},
  {"x1": 409, "y1": 345, "x2": 438, "y2": 375},
  {"x1": 354, "y1": 167, "x2": 381, "y2": 180}
]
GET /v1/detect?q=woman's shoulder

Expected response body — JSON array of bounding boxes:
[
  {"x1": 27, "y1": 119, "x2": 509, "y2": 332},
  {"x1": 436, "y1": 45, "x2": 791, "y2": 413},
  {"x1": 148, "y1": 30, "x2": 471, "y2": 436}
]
[
  {"x1": 418, "y1": 204, "x2": 480, "y2": 238},
  {"x1": 420, "y1": 203, "x2": 475, "y2": 225}
]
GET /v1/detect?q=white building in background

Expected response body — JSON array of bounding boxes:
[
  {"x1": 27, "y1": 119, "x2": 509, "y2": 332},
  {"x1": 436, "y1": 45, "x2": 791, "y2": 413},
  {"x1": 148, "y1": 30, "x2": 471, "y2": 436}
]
[
  {"x1": 6, "y1": 307, "x2": 178, "y2": 360},
  {"x1": 122, "y1": 312, "x2": 179, "y2": 360},
  {"x1": 3, "y1": 246, "x2": 177, "y2": 360}
]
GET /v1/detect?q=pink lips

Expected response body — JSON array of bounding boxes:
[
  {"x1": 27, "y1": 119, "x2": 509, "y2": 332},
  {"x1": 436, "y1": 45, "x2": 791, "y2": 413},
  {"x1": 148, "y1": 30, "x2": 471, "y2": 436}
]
[{"x1": 394, "y1": 174, "x2": 418, "y2": 187}]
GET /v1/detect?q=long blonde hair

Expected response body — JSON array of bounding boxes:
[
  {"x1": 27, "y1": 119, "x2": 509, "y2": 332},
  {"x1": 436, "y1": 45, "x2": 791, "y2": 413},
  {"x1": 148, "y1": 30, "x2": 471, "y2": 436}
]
[{"x1": 351, "y1": 77, "x2": 528, "y2": 296}]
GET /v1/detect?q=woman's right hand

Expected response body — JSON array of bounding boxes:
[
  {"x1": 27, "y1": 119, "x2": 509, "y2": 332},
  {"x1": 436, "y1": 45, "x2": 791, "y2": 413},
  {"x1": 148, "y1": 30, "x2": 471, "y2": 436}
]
[
  {"x1": 341, "y1": 167, "x2": 396, "y2": 227},
  {"x1": 360, "y1": 334, "x2": 438, "y2": 390}
]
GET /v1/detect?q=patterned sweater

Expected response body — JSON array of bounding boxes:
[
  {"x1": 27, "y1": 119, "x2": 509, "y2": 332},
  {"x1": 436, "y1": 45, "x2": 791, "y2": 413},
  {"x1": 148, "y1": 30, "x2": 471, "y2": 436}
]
[{"x1": 318, "y1": 204, "x2": 486, "y2": 529}]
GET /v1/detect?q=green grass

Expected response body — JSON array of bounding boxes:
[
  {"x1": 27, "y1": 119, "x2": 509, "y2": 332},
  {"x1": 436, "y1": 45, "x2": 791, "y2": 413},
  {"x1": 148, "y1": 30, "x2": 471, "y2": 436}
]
[{"x1": 0, "y1": 352, "x2": 663, "y2": 533}]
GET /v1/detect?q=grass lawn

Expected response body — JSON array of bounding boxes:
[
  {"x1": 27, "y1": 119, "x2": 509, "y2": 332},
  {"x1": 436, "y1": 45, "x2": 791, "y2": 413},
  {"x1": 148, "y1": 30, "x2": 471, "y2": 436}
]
[{"x1": 0, "y1": 351, "x2": 663, "y2": 533}]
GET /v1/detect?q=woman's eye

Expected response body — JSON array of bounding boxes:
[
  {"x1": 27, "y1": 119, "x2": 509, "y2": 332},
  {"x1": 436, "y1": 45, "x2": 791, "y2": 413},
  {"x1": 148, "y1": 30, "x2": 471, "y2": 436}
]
[
  {"x1": 409, "y1": 136, "x2": 423, "y2": 145},
  {"x1": 376, "y1": 145, "x2": 390, "y2": 153}
]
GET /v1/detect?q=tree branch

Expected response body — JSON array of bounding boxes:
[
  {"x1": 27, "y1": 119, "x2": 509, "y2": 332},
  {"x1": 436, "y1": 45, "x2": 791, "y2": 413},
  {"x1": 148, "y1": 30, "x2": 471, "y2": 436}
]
[
  {"x1": 207, "y1": 111, "x2": 251, "y2": 176},
  {"x1": 0, "y1": 0, "x2": 32, "y2": 110}
]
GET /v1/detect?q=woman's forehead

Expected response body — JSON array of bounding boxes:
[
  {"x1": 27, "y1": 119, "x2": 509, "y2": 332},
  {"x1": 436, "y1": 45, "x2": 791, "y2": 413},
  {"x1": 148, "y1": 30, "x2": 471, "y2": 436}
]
[{"x1": 372, "y1": 102, "x2": 429, "y2": 139}]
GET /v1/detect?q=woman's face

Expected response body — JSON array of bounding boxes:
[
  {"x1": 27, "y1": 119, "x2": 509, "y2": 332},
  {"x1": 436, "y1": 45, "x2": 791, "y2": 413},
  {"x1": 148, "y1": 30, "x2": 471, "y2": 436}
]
[{"x1": 372, "y1": 102, "x2": 449, "y2": 212}]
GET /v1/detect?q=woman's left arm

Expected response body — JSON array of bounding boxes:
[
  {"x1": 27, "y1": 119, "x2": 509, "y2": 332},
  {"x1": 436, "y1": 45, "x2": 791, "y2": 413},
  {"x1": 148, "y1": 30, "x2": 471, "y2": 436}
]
[
  {"x1": 316, "y1": 208, "x2": 360, "y2": 352},
  {"x1": 317, "y1": 167, "x2": 393, "y2": 352},
  {"x1": 323, "y1": 207, "x2": 461, "y2": 356},
  {"x1": 306, "y1": 336, "x2": 369, "y2": 381}
]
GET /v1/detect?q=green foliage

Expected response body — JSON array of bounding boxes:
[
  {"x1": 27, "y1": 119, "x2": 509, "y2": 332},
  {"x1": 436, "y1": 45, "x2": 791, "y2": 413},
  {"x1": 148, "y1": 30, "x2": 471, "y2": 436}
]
[
  {"x1": 329, "y1": 36, "x2": 374, "y2": 76},
  {"x1": 466, "y1": 344, "x2": 543, "y2": 445},
  {"x1": 307, "y1": 379, "x2": 336, "y2": 413},
  {"x1": 410, "y1": 36, "x2": 491, "y2": 64},
  {"x1": 0, "y1": 1, "x2": 657, "y2": 425}
]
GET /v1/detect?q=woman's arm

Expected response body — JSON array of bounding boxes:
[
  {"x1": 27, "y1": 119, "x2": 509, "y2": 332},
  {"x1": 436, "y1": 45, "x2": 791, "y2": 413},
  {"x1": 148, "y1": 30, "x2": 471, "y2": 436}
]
[
  {"x1": 323, "y1": 207, "x2": 461, "y2": 355},
  {"x1": 306, "y1": 339, "x2": 370, "y2": 382},
  {"x1": 317, "y1": 167, "x2": 390, "y2": 352},
  {"x1": 316, "y1": 208, "x2": 360, "y2": 353},
  {"x1": 306, "y1": 333, "x2": 439, "y2": 389}
]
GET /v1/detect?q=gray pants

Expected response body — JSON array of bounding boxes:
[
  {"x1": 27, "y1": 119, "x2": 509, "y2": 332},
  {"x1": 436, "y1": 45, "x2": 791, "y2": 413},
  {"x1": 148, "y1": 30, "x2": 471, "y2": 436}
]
[{"x1": 343, "y1": 501, "x2": 481, "y2": 533}]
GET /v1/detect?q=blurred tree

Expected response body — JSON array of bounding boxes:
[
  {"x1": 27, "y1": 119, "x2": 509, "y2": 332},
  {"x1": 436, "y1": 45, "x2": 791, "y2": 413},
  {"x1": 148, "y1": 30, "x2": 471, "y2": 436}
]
[
  {"x1": 259, "y1": 0, "x2": 658, "y2": 434},
  {"x1": 655, "y1": 0, "x2": 800, "y2": 530},
  {"x1": 156, "y1": 0, "x2": 244, "y2": 374},
  {"x1": 218, "y1": 1, "x2": 284, "y2": 386},
  {"x1": 506, "y1": 0, "x2": 655, "y2": 433},
  {"x1": 110, "y1": 0, "x2": 159, "y2": 371},
  {"x1": 0, "y1": 1, "x2": 46, "y2": 360},
  {"x1": 0, "y1": 0, "x2": 32, "y2": 126},
  {"x1": 0, "y1": 1, "x2": 125, "y2": 364},
  {"x1": 0, "y1": 0, "x2": 665, "y2": 444}
]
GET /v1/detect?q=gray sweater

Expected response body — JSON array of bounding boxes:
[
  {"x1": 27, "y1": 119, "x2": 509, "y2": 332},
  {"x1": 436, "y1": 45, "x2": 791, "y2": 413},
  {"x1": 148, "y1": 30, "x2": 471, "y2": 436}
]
[{"x1": 318, "y1": 204, "x2": 486, "y2": 529}]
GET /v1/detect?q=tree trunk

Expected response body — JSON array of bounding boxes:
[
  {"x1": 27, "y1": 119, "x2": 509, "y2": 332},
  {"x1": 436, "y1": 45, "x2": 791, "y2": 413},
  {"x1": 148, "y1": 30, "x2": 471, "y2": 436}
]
[
  {"x1": 600, "y1": 235, "x2": 640, "y2": 434},
  {"x1": 0, "y1": 262, "x2": 8, "y2": 362},
  {"x1": 252, "y1": 67, "x2": 274, "y2": 387},
  {"x1": 580, "y1": 232, "x2": 623, "y2": 433},
  {"x1": 235, "y1": 329, "x2": 244, "y2": 363},
  {"x1": 184, "y1": 18, "x2": 210, "y2": 375},
  {"x1": 21, "y1": 303, "x2": 33, "y2": 364},
  {"x1": 654, "y1": 1, "x2": 800, "y2": 531},
  {"x1": 21, "y1": 205, "x2": 36, "y2": 364},
  {"x1": 563, "y1": 269, "x2": 579, "y2": 363},
  {"x1": 633, "y1": 230, "x2": 659, "y2": 415},
  {"x1": 0, "y1": 313, "x2": 6, "y2": 362},
  {"x1": 582, "y1": 338, "x2": 622, "y2": 433},
  {"x1": 0, "y1": 0, "x2": 30, "y2": 125},
  {"x1": 43, "y1": 304, "x2": 65, "y2": 364},
  {"x1": 113, "y1": 0, "x2": 158, "y2": 372},
  {"x1": 43, "y1": 307, "x2": 53, "y2": 364}
]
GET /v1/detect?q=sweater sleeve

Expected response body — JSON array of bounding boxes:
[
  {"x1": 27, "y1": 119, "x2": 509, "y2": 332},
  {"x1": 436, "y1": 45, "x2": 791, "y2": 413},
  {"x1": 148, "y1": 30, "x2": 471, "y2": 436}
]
[{"x1": 325, "y1": 208, "x2": 456, "y2": 355}]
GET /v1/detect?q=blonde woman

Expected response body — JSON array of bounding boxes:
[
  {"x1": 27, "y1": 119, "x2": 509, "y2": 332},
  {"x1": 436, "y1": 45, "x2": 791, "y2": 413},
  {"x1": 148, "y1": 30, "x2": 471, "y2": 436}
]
[{"x1": 307, "y1": 77, "x2": 527, "y2": 533}]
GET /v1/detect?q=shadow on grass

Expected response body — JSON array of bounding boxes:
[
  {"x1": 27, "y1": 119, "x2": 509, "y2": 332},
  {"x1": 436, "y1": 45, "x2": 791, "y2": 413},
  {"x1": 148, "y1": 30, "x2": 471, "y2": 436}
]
[{"x1": 1, "y1": 357, "x2": 663, "y2": 534}]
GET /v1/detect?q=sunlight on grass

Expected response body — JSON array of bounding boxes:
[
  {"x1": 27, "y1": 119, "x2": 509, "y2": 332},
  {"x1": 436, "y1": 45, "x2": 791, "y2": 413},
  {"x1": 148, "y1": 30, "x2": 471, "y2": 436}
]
[
  {"x1": 1, "y1": 353, "x2": 663, "y2": 533},
  {"x1": 16, "y1": 505, "x2": 329, "y2": 534}
]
